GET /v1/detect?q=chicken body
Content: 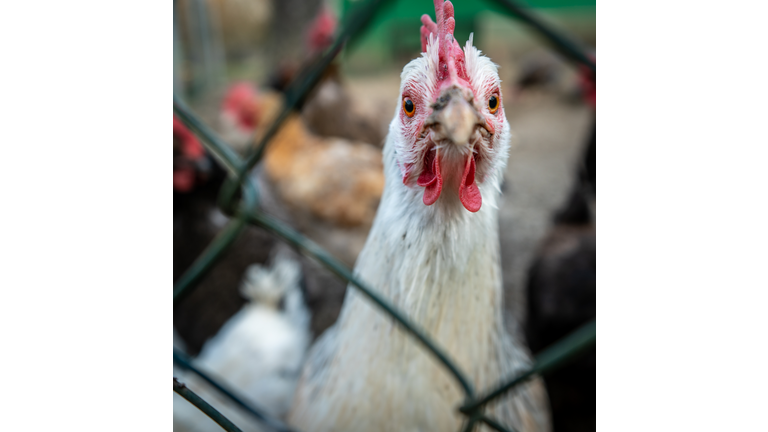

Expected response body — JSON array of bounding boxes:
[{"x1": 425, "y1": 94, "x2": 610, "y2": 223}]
[{"x1": 289, "y1": 2, "x2": 551, "y2": 430}]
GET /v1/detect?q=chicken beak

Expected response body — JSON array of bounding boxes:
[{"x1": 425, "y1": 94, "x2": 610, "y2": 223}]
[{"x1": 428, "y1": 87, "x2": 481, "y2": 146}]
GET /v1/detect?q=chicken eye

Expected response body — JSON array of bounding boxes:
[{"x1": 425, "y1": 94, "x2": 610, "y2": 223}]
[
  {"x1": 488, "y1": 95, "x2": 499, "y2": 114},
  {"x1": 402, "y1": 97, "x2": 415, "y2": 117}
]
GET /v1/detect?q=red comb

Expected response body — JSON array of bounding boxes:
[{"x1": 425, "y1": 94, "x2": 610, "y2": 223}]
[
  {"x1": 173, "y1": 115, "x2": 204, "y2": 160},
  {"x1": 420, "y1": 0, "x2": 468, "y2": 83},
  {"x1": 222, "y1": 82, "x2": 260, "y2": 130},
  {"x1": 307, "y1": 7, "x2": 337, "y2": 55}
]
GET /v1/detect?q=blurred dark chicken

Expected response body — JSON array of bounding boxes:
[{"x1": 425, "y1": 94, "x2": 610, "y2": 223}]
[
  {"x1": 554, "y1": 55, "x2": 595, "y2": 224},
  {"x1": 174, "y1": 112, "x2": 277, "y2": 356}
]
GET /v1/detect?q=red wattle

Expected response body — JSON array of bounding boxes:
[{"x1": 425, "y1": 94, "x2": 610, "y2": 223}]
[
  {"x1": 417, "y1": 150, "x2": 442, "y2": 206},
  {"x1": 459, "y1": 153, "x2": 482, "y2": 212}
]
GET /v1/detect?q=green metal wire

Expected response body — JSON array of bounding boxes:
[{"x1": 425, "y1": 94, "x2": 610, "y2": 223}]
[
  {"x1": 174, "y1": 350, "x2": 298, "y2": 432},
  {"x1": 492, "y1": 0, "x2": 595, "y2": 72},
  {"x1": 174, "y1": 378, "x2": 244, "y2": 432},
  {"x1": 173, "y1": 97, "x2": 261, "y2": 303},
  {"x1": 460, "y1": 319, "x2": 596, "y2": 414}
]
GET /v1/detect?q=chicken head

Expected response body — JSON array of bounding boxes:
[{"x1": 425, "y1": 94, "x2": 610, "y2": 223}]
[{"x1": 393, "y1": 0, "x2": 509, "y2": 213}]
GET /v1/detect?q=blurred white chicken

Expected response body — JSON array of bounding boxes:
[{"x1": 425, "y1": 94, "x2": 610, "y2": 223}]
[{"x1": 174, "y1": 251, "x2": 310, "y2": 432}]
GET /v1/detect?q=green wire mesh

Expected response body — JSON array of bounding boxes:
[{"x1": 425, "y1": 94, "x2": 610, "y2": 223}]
[
  {"x1": 174, "y1": 378, "x2": 244, "y2": 432},
  {"x1": 173, "y1": 1, "x2": 596, "y2": 431}
]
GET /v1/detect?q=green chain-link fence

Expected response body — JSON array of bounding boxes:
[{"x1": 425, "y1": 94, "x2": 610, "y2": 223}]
[{"x1": 173, "y1": 1, "x2": 596, "y2": 431}]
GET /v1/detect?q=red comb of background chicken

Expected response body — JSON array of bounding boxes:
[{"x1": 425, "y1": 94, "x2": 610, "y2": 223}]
[
  {"x1": 306, "y1": 7, "x2": 337, "y2": 56},
  {"x1": 173, "y1": 115, "x2": 205, "y2": 192},
  {"x1": 222, "y1": 82, "x2": 260, "y2": 131},
  {"x1": 579, "y1": 55, "x2": 596, "y2": 108}
]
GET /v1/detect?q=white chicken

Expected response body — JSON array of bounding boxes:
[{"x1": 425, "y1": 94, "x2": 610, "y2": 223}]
[
  {"x1": 288, "y1": 1, "x2": 551, "y2": 431},
  {"x1": 174, "y1": 251, "x2": 310, "y2": 432}
]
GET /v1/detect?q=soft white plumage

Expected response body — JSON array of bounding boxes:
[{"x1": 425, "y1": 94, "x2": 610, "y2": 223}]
[
  {"x1": 174, "y1": 252, "x2": 310, "y2": 432},
  {"x1": 288, "y1": 2, "x2": 551, "y2": 430}
]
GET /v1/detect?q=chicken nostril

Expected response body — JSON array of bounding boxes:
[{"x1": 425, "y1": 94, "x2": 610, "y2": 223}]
[
  {"x1": 430, "y1": 85, "x2": 470, "y2": 111},
  {"x1": 430, "y1": 94, "x2": 452, "y2": 111}
]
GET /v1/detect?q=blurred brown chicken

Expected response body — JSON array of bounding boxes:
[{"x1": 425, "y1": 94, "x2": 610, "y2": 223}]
[
  {"x1": 219, "y1": 81, "x2": 384, "y2": 230},
  {"x1": 262, "y1": 112, "x2": 384, "y2": 227}
]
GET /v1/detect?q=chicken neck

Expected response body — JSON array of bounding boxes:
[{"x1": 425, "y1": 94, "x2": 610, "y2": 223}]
[{"x1": 334, "y1": 134, "x2": 508, "y2": 381}]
